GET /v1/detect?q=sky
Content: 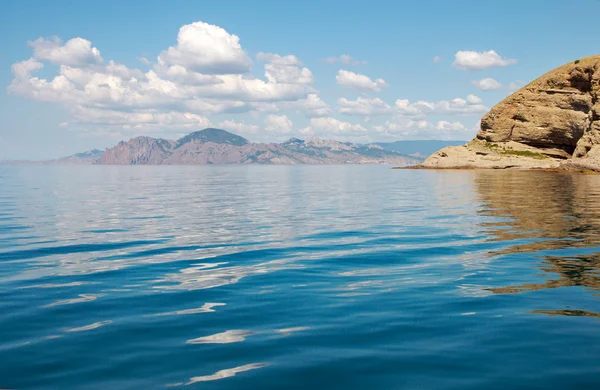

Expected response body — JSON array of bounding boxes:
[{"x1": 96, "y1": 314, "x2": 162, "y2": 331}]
[{"x1": 2, "y1": 0, "x2": 600, "y2": 160}]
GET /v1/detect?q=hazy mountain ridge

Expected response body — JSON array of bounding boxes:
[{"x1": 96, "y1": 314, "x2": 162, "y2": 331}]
[
  {"x1": 89, "y1": 128, "x2": 424, "y2": 165},
  {"x1": 2, "y1": 129, "x2": 464, "y2": 165}
]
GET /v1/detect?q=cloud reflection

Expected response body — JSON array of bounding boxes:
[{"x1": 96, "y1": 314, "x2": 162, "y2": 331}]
[
  {"x1": 42, "y1": 293, "x2": 105, "y2": 308},
  {"x1": 186, "y1": 330, "x2": 251, "y2": 344},
  {"x1": 186, "y1": 363, "x2": 268, "y2": 384},
  {"x1": 151, "y1": 302, "x2": 225, "y2": 317},
  {"x1": 64, "y1": 320, "x2": 112, "y2": 332},
  {"x1": 18, "y1": 281, "x2": 93, "y2": 289},
  {"x1": 276, "y1": 326, "x2": 310, "y2": 336}
]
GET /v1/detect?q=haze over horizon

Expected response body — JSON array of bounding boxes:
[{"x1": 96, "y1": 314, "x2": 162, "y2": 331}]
[{"x1": 2, "y1": 0, "x2": 599, "y2": 160}]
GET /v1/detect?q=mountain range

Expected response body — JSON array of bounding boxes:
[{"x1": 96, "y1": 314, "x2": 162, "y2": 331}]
[{"x1": 1, "y1": 128, "x2": 465, "y2": 165}]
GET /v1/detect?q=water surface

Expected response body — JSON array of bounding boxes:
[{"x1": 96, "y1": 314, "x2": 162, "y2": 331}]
[{"x1": 0, "y1": 165, "x2": 599, "y2": 389}]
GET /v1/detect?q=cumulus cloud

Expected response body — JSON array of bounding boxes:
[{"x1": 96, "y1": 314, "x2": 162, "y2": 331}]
[
  {"x1": 261, "y1": 53, "x2": 314, "y2": 85},
  {"x1": 453, "y1": 50, "x2": 517, "y2": 71},
  {"x1": 435, "y1": 120, "x2": 468, "y2": 132},
  {"x1": 298, "y1": 94, "x2": 333, "y2": 117},
  {"x1": 396, "y1": 95, "x2": 488, "y2": 116},
  {"x1": 466, "y1": 94, "x2": 482, "y2": 104},
  {"x1": 11, "y1": 58, "x2": 44, "y2": 79},
  {"x1": 336, "y1": 70, "x2": 388, "y2": 92},
  {"x1": 373, "y1": 118, "x2": 473, "y2": 140},
  {"x1": 8, "y1": 21, "x2": 318, "y2": 136},
  {"x1": 154, "y1": 64, "x2": 222, "y2": 86},
  {"x1": 29, "y1": 37, "x2": 103, "y2": 66},
  {"x1": 433, "y1": 56, "x2": 441, "y2": 63},
  {"x1": 218, "y1": 119, "x2": 259, "y2": 134},
  {"x1": 71, "y1": 106, "x2": 212, "y2": 132},
  {"x1": 252, "y1": 93, "x2": 332, "y2": 117},
  {"x1": 299, "y1": 117, "x2": 367, "y2": 137},
  {"x1": 265, "y1": 114, "x2": 293, "y2": 133},
  {"x1": 257, "y1": 52, "x2": 302, "y2": 65},
  {"x1": 185, "y1": 99, "x2": 249, "y2": 115},
  {"x1": 158, "y1": 21, "x2": 252, "y2": 74},
  {"x1": 338, "y1": 97, "x2": 392, "y2": 116},
  {"x1": 394, "y1": 99, "x2": 422, "y2": 116},
  {"x1": 137, "y1": 57, "x2": 152, "y2": 66},
  {"x1": 472, "y1": 77, "x2": 503, "y2": 91},
  {"x1": 322, "y1": 54, "x2": 366, "y2": 65},
  {"x1": 8, "y1": 20, "x2": 491, "y2": 143}
]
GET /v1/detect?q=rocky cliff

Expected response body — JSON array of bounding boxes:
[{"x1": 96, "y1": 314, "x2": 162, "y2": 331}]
[
  {"x1": 96, "y1": 128, "x2": 419, "y2": 165},
  {"x1": 420, "y1": 55, "x2": 600, "y2": 171}
]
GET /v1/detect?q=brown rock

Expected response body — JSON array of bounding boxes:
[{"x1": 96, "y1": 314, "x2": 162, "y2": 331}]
[{"x1": 420, "y1": 54, "x2": 600, "y2": 171}]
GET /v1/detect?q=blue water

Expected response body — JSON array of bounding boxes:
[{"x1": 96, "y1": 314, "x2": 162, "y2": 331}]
[{"x1": 0, "y1": 165, "x2": 599, "y2": 389}]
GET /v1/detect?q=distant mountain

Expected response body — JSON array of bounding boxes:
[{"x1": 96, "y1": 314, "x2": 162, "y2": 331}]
[
  {"x1": 2, "y1": 129, "x2": 429, "y2": 166},
  {"x1": 376, "y1": 140, "x2": 467, "y2": 158},
  {"x1": 96, "y1": 128, "x2": 421, "y2": 165},
  {"x1": 175, "y1": 128, "x2": 249, "y2": 148},
  {"x1": 54, "y1": 149, "x2": 105, "y2": 164},
  {"x1": 0, "y1": 149, "x2": 105, "y2": 165}
]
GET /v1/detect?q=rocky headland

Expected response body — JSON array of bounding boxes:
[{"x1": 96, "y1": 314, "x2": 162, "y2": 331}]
[{"x1": 418, "y1": 55, "x2": 600, "y2": 172}]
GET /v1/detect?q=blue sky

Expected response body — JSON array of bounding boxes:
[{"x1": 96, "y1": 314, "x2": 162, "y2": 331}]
[{"x1": 2, "y1": 0, "x2": 599, "y2": 159}]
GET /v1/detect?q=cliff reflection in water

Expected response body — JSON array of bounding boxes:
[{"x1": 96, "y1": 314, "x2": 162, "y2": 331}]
[{"x1": 472, "y1": 171, "x2": 600, "y2": 315}]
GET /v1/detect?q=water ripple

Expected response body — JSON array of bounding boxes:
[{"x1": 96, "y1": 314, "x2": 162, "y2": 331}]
[
  {"x1": 0, "y1": 166, "x2": 599, "y2": 389},
  {"x1": 186, "y1": 363, "x2": 269, "y2": 384}
]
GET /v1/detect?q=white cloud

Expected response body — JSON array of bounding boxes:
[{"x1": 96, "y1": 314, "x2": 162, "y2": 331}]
[
  {"x1": 218, "y1": 119, "x2": 259, "y2": 134},
  {"x1": 154, "y1": 64, "x2": 222, "y2": 85},
  {"x1": 394, "y1": 99, "x2": 422, "y2": 116},
  {"x1": 300, "y1": 117, "x2": 367, "y2": 137},
  {"x1": 251, "y1": 93, "x2": 332, "y2": 117},
  {"x1": 472, "y1": 77, "x2": 503, "y2": 91},
  {"x1": 435, "y1": 120, "x2": 468, "y2": 132},
  {"x1": 453, "y1": 50, "x2": 517, "y2": 71},
  {"x1": 298, "y1": 94, "x2": 332, "y2": 117},
  {"x1": 72, "y1": 106, "x2": 212, "y2": 132},
  {"x1": 8, "y1": 19, "x2": 490, "y2": 144},
  {"x1": 59, "y1": 121, "x2": 69, "y2": 127},
  {"x1": 373, "y1": 118, "x2": 473, "y2": 140},
  {"x1": 8, "y1": 21, "x2": 318, "y2": 135},
  {"x1": 195, "y1": 74, "x2": 313, "y2": 101},
  {"x1": 263, "y1": 54, "x2": 313, "y2": 85},
  {"x1": 265, "y1": 114, "x2": 293, "y2": 133},
  {"x1": 11, "y1": 58, "x2": 44, "y2": 79},
  {"x1": 338, "y1": 97, "x2": 392, "y2": 116},
  {"x1": 256, "y1": 53, "x2": 302, "y2": 66},
  {"x1": 29, "y1": 37, "x2": 103, "y2": 66},
  {"x1": 137, "y1": 57, "x2": 152, "y2": 66},
  {"x1": 336, "y1": 70, "x2": 388, "y2": 92},
  {"x1": 433, "y1": 56, "x2": 441, "y2": 63},
  {"x1": 323, "y1": 54, "x2": 366, "y2": 65},
  {"x1": 158, "y1": 21, "x2": 252, "y2": 74},
  {"x1": 397, "y1": 96, "x2": 488, "y2": 116},
  {"x1": 466, "y1": 94, "x2": 482, "y2": 105},
  {"x1": 184, "y1": 99, "x2": 249, "y2": 115}
]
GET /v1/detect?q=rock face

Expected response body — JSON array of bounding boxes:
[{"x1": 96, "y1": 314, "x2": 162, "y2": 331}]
[
  {"x1": 421, "y1": 55, "x2": 600, "y2": 171},
  {"x1": 96, "y1": 128, "x2": 419, "y2": 165}
]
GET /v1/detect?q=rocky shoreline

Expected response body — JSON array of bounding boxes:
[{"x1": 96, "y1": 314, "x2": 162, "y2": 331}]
[{"x1": 410, "y1": 55, "x2": 600, "y2": 172}]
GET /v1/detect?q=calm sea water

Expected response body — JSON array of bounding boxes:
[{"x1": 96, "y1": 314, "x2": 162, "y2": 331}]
[{"x1": 0, "y1": 165, "x2": 599, "y2": 389}]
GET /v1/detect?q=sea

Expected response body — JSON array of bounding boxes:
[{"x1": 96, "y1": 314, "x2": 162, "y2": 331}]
[{"x1": 0, "y1": 165, "x2": 598, "y2": 389}]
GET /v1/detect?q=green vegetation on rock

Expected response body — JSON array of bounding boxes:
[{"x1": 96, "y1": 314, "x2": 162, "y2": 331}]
[{"x1": 501, "y1": 149, "x2": 548, "y2": 159}]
